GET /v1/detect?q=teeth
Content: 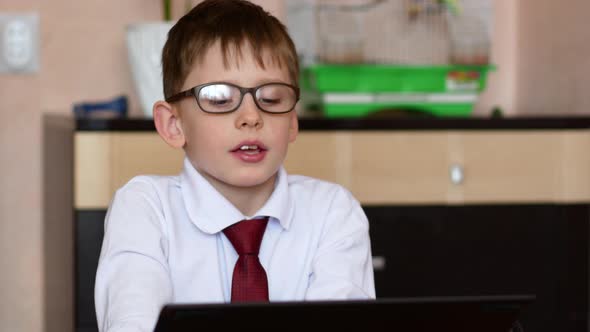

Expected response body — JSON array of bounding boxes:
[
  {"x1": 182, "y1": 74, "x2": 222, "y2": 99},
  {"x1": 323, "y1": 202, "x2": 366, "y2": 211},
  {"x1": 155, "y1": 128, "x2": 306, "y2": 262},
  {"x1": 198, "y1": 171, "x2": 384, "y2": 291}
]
[{"x1": 239, "y1": 145, "x2": 258, "y2": 151}]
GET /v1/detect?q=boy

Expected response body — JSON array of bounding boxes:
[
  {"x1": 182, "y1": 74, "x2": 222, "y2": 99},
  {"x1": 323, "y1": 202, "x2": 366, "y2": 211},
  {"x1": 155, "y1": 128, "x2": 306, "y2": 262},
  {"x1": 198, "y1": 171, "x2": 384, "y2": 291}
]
[{"x1": 95, "y1": 0, "x2": 375, "y2": 331}]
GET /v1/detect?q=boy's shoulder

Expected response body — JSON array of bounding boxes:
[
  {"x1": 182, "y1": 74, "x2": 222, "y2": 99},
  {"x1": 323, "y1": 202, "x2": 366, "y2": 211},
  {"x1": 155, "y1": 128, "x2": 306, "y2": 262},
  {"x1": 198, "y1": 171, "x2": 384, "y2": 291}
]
[
  {"x1": 287, "y1": 174, "x2": 343, "y2": 190},
  {"x1": 115, "y1": 174, "x2": 180, "y2": 199},
  {"x1": 286, "y1": 173, "x2": 357, "y2": 204}
]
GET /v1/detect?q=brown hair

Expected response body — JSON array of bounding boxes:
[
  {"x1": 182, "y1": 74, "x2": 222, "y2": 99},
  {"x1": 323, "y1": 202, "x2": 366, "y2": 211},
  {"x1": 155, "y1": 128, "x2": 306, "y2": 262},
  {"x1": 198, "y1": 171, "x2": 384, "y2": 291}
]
[{"x1": 162, "y1": 0, "x2": 299, "y2": 100}]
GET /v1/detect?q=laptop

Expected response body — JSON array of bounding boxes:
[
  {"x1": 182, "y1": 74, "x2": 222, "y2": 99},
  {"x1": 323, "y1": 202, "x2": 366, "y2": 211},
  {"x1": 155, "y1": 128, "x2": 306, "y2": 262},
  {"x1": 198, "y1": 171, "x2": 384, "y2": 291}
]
[{"x1": 154, "y1": 294, "x2": 534, "y2": 332}]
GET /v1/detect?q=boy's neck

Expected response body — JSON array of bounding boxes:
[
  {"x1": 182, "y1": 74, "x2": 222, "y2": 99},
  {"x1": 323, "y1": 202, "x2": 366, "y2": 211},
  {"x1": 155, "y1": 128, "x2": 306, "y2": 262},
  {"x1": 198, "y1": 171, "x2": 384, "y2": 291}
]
[{"x1": 200, "y1": 171, "x2": 277, "y2": 217}]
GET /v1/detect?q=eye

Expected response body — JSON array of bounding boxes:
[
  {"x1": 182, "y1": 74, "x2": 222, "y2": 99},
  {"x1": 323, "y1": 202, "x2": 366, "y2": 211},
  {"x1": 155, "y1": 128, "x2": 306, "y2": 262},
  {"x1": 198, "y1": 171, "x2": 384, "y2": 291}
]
[
  {"x1": 208, "y1": 98, "x2": 233, "y2": 106},
  {"x1": 257, "y1": 85, "x2": 291, "y2": 105},
  {"x1": 258, "y1": 97, "x2": 282, "y2": 105},
  {"x1": 199, "y1": 84, "x2": 237, "y2": 109}
]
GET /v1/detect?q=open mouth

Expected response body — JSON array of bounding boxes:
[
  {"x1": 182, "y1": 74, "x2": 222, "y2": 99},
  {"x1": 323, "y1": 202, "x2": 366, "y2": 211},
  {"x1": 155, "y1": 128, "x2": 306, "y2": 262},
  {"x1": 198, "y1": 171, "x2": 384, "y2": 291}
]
[
  {"x1": 230, "y1": 141, "x2": 269, "y2": 162},
  {"x1": 231, "y1": 141, "x2": 268, "y2": 153},
  {"x1": 234, "y1": 144, "x2": 266, "y2": 154}
]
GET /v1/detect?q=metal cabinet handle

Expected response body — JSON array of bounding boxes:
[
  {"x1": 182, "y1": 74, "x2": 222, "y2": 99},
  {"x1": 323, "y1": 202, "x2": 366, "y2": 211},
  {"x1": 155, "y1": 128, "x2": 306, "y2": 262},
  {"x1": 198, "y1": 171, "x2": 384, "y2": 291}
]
[
  {"x1": 372, "y1": 256, "x2": 386, "y2": 271},
  {"x1": 449, "y1": 164, "x2": 464, "y2": 185}
]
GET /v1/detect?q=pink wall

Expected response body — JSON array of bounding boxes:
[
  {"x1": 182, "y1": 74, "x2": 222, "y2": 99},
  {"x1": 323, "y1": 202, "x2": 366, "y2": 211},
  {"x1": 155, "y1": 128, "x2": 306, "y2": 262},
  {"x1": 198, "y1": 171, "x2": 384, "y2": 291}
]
[
  {"x1": 0, "y1": 0, "x2": 586, "y2": 331},
  {"x1": 516, "y1": 0, "x2": 590, "y2": 114},
  {"x1": 475, "y1": 0, "x2": 517, "y2": 116},
  {"x1": 0, "y1": 1, "x2": 161, "y2": 331},
  {"x1": 0, "y1": 1, "x2": 282, "y2": 331}
]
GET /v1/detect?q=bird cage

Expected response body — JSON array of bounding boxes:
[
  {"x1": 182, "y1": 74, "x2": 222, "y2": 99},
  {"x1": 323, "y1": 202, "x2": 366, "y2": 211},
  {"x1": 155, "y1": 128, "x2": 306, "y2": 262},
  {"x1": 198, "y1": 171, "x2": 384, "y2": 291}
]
[
  {"x1": 285, "y1": 0, "x2": 494, "y2": 118},
  {"x1": 286, "y1": 0, "x2": 492, "y2": 65}
]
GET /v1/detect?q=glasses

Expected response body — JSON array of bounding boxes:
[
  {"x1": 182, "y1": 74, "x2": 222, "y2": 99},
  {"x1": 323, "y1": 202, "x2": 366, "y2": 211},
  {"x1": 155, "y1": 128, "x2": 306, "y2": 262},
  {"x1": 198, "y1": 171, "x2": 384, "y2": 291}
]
[{"x1": 166, "y1": 82, "x2": 300, "y2": 114}]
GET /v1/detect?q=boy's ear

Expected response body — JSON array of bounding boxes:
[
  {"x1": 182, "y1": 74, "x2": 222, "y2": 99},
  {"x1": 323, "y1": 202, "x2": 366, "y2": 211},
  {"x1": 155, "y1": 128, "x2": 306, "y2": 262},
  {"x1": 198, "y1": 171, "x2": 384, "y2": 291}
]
[
  {"x1": 153, "y1": 100, "x2": 186, "y2": 149},
  {"x1": 288, "y1": 110, "x2": 298, "y2": 143}
]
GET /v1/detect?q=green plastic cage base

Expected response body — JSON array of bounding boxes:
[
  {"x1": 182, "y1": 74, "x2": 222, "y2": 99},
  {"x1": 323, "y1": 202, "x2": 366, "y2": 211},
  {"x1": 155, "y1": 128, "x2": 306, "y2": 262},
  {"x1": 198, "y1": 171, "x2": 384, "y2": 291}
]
[
  {"x1": 301, "y1": 64, "x2": 493, "y2": 117},
  {"x1": 320, "y1": 102, "x2": 474, "y2": 118},
  {"x1": 302, "y1": 64, "x2": 494, "y2": 93}
]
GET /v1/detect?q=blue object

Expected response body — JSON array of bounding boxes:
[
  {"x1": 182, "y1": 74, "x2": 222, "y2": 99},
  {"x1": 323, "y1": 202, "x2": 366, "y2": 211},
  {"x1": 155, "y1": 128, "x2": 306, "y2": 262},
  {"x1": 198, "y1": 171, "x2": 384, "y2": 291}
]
[{"x1": 73, "y1": 95, "x2": 128, "y2": 118}]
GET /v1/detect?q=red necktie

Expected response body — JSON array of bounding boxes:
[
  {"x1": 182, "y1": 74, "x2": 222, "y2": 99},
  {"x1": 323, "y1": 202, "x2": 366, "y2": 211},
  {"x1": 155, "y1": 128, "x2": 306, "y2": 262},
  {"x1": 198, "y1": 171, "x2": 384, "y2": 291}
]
[{"x1": 223, "y1": 218, "x2": 269, "y2": 302}]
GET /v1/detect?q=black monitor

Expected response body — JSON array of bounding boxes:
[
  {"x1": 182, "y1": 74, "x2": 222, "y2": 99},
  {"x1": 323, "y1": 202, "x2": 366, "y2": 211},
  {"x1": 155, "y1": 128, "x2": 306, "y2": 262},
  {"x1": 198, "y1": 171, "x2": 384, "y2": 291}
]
[{"x1": 154, "y1": 295, "x2": 534, "y2": 332}]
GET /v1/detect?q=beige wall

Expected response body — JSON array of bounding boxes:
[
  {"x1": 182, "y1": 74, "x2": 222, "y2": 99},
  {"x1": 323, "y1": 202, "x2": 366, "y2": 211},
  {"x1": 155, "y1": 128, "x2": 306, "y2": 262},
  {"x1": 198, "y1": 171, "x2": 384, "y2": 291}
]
[{"x1": 0, "y1": 0, "x2": 587, "y2": 331}]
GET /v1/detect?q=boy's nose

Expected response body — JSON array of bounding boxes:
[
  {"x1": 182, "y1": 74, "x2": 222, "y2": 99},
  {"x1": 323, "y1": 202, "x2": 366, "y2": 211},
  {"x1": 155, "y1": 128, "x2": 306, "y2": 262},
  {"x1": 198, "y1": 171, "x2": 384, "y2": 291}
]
[{"x1": 235, "y1": 94, "x2": 263, "y2": 129}]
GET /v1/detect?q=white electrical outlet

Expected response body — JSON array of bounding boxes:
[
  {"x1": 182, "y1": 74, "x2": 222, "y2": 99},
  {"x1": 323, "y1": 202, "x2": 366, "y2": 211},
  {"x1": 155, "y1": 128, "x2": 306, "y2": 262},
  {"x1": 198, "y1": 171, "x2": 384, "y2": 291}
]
[{"x1": 0, "y1": 13, "x2": 39, "y2": 73}]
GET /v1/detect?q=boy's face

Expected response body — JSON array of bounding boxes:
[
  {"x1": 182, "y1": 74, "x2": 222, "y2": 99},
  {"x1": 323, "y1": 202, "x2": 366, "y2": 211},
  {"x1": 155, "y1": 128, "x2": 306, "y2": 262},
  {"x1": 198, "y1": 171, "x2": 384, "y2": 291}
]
[{"x1": 174, "y1": 42, "x2": 298, "y2": 191}]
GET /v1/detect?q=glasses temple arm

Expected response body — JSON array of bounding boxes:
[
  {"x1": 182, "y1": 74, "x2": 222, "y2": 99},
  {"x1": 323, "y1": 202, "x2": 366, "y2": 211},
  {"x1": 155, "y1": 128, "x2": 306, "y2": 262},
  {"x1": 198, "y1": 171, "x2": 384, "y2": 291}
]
[{"x1": 165, "y1": 89, "x2": 194, "y2": 103}]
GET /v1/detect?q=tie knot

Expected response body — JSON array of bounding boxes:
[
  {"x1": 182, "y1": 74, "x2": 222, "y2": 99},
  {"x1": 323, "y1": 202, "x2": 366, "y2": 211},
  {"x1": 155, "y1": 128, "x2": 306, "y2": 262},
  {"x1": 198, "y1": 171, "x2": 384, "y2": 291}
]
[{"x1": 223, "y1": 218, "x2": 269, "y2": 255}]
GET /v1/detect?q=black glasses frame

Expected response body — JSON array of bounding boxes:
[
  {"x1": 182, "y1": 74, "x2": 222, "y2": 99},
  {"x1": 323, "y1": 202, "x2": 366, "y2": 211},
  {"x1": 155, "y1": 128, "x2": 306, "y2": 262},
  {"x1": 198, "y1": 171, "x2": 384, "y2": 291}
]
[{"x1": 165, "y1": 81, "x2": 300, "y2": 114}]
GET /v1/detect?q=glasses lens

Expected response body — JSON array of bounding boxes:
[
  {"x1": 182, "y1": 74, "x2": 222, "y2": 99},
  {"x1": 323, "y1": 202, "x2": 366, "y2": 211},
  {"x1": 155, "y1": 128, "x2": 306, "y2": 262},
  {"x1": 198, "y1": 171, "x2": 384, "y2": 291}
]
[
  {"x1": 256, "y1": 84, "x2": 297, "y2": 113},
  {"x1": 198, "y1": 84, "x2": 240, "y2": 113}
]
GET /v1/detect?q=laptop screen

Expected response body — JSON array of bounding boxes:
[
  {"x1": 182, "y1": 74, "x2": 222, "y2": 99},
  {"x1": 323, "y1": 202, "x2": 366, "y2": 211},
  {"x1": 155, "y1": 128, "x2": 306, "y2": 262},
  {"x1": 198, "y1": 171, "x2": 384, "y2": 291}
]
[{"x1": 154, "y1": 295, "x2": 534, "y2": 332}]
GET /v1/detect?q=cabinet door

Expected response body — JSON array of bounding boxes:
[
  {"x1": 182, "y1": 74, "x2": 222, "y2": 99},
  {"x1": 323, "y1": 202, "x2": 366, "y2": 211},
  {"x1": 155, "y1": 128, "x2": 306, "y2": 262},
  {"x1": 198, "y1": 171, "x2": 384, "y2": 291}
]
[
  {"x1": 350, "y1": 132, "x2": 450, "y2": 204},
  {"x1": 366, "y1": 204, "x2": 589, "y2": 332},
  {"x1": 288, "y1": 131, "x2": 590, "y2": 204},
  {"x1": 75, "y1": 211, "x2": 105, "y2": 332},
  {"x1": 286, "y1": 131, "x2": 452, "y2": 204},
  {"x1": 457, "y1": 130, "x2": 590, "y2": 203},
  {"x1": 285, "y1": 132, "x2": 354, "y2": 188},
  {"x1": 75, "y1": 132, "x2": 183, "y2": 209}
]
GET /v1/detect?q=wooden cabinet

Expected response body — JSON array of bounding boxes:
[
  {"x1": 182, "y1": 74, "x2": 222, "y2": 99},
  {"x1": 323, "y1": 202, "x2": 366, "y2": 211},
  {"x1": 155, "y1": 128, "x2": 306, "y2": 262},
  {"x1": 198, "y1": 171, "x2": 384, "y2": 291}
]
[{"x1": 58, "y1": 118, "x2": 590, "y2": 332}]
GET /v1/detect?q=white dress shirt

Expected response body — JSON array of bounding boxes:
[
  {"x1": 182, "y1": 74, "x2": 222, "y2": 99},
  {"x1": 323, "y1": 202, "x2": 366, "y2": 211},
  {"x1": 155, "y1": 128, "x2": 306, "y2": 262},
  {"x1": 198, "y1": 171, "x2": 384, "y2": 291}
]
[{"x1": 95, "y1": 157, "x2": 375, "y2": 332}]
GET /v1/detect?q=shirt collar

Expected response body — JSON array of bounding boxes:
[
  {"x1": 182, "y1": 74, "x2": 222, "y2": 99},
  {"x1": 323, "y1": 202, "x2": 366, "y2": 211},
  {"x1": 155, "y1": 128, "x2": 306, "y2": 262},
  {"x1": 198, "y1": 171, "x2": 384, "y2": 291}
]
[{"x1": 180, "y1": 157, "x2": 294, "y2": 234}]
